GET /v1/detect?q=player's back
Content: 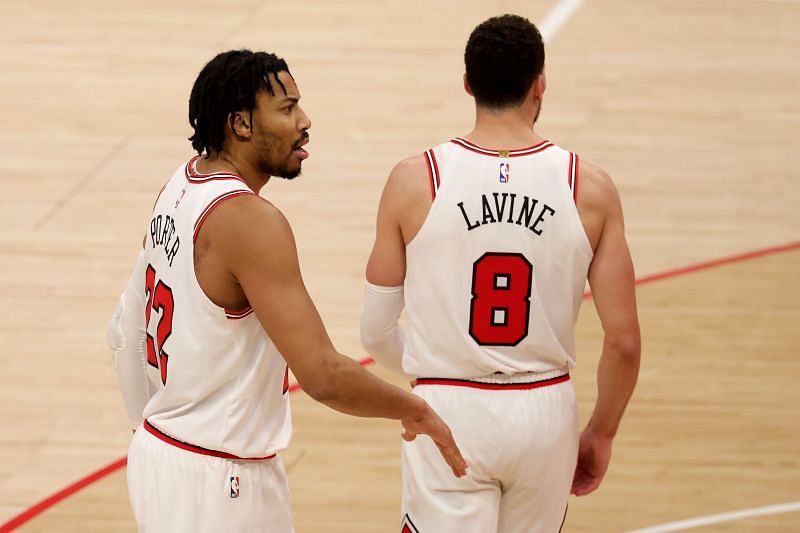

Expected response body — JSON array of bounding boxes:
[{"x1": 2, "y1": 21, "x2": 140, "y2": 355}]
[
  {"x1": 139, "y1": 157, "x2": 291, "y2": 458},
  {"x1": 403, "y1": 138, "x2": 593, "y2": 378}
]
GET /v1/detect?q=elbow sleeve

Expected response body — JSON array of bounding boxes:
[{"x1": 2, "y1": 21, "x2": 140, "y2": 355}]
[{"x1": 359, "y1": 282, "x2": 407, "y2": 376}]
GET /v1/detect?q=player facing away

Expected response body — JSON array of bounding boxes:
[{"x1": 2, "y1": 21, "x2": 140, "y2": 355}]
[
  {"x1": 360, "y1": 15, "x2": 641, "y2": 533},
  {"x1": 107, "y1": 50, "x2": 466, "y2": 533}
]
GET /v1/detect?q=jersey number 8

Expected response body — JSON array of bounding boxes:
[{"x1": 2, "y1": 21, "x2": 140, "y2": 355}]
[{"x1": 468, "y1": 252, "x2": 533, "y2": 346}]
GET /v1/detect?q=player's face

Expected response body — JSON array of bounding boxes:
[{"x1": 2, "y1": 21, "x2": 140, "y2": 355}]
[{"x1": 251, "y1": 71, "x2": 311, "y2": 180}]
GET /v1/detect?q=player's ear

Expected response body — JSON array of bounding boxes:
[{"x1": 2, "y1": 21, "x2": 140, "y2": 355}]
[
  {"x1": 228, "y1": 111, "x2": 253, "y2": 139},
  {"x1": 463, "y1": 73, "x2": 474, "y2": 97},
  {"x1": 534, "y1": 71, "x2": 546, "y2": 100}
]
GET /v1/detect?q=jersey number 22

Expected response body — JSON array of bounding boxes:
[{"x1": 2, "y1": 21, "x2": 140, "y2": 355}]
[{"x1": 145, "y1": 264, "x2": 174, "y2": 384}]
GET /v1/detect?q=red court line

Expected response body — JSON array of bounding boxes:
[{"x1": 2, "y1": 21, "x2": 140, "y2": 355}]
[
  {"x1": 632, "y1": 240, "x2": 800, "y2": 287},
  {"x1": 2, "y1": 239, "x2": 798, "y2": 531},
  {"x1": 0, "y1": 457, "x2": 127, "y2": 532}
]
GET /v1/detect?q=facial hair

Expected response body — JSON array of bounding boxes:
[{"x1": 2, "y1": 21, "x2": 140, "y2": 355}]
[{"x1": 256, "y1": 130, "x2": 303, "y2": 180}]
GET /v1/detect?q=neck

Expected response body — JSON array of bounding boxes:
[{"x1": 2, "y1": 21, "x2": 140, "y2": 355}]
[
  {"x1": 465, "y1": 102, "x2": 543, "y2": 149},
  {"x1": 196, "y1": 150, "x2": 270, "y2": 193}
]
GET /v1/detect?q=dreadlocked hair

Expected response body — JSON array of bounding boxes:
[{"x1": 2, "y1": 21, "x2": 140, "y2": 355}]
[{"x1": 188, "y1": 49, "x2": 291, "y2": 155}]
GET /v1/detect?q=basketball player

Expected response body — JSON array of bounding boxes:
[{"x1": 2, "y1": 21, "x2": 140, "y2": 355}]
[
  {"x1": 360, "y1": 15, "x2": 641, "y2": 532},
  {"x1": 107, "y1": 49, "x2": 466, "y2": 533}
]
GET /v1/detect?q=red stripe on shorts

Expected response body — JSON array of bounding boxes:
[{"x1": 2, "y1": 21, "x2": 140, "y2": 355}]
[{"x1": 413, "y1": 373, "x2": 569, "y2": 390}]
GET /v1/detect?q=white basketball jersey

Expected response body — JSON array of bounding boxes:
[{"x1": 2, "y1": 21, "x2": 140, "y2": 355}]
[
  {"x1": 403, "y1": 138, "x2": 593, "y2": 378},
  {"x1": 140, "y1": 156, "x2": 291, "y2": 458}
]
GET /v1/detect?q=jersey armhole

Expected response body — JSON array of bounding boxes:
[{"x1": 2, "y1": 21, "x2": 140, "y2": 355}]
[
  {"x1": 191, "y1": 189, "x2": 258, "y2": 319},
  {"x1": 423, "y1": 149, "x2": 441, "y2": 200},
  {"x1": 568, "y1": 152, "x2": 580, "y2": 204},
  {"x1": 192, "y1": 189, "x2": 255, "y2": 243}
]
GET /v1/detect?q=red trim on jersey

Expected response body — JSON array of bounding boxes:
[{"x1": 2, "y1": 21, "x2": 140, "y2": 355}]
[
  {"x1": 568, "y1": 152, "x2": 575, "y2": 199},
  {"x1": 450, "y1": 137, "x2": 554, "y2": 157},
  {"x1": 413, "y1": 373, "x2": 569, "y2": 390},
  {"x1": 423, "y1": 151, "x2": 436, "y2": 200},
  {"x1": 225, "y1": 305, "x2": 254, "y2": 319},
  {"x1": 193, "y1": 190, "x2": 254, "y2": 243},
  {"x1": 143, "y1": 420, "x2": 276, "y2": 461},
  {"x1": 429, "y1": 149, "x2": 441, "y2": 190},
  {"x1": 573, "y1": 153, "x2": 580, "y2": 203},
  {"x1": 185, "y1": 156, "x2": 248, "y2": 184}
]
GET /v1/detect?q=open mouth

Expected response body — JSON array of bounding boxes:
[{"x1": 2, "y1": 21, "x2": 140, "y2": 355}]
[{"x1": 293, "y1": 136, "x2": 309, "y2": 160}]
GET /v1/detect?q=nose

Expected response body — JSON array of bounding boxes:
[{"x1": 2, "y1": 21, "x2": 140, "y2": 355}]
[{"x1": 297, "y1": 106, "x2": 311, "y2": 131}]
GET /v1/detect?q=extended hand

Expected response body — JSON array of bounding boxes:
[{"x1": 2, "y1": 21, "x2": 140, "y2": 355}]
[
  {"x1": 401, "y1": 404, "x2": 468, "y2": 478},
  {"x1": 571, "y1": 429, "x2": 613, "y2": 496}
]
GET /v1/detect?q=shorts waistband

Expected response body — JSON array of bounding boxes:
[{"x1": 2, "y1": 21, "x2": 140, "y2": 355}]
[
  {"x1": 412, "y1": 368, "x2": 570, "y2": 390},
  {"x1": 143, "y1": 420, "x2": 276, "y2": 461}
]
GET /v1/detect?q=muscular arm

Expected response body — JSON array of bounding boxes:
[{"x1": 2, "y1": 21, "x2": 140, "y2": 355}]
[
  {"x1": 573, "y1": 162, "x2": 641, "y2": 495},
  {"x1": 204, "y1": 194, "x2": 465, "y2": 475},
  {"x1": 360, "y1": 157, "x2": 430, "y2": 372}
]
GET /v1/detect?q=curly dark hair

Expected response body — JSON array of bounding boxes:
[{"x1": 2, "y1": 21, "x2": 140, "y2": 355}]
[
  {"x1": 464, "y1": 15, "x2": 545, "y2": 109},
  {"x1": 188, "y1": 50, "x2": 291, "y2": 155}
]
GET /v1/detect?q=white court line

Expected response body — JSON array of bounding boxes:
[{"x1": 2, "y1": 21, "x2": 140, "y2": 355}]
[
  {"x1": 538, "y1": 0, "x2": 585, "y2": 42},
  {"x1": 626, "y1": 501, "x2": 800, "y2": 533}
]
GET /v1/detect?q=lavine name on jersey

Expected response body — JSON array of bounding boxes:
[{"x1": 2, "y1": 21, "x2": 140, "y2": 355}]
[
  {"x1": 149, "y1": 214, "x2": 181, "y2": 266},
  {"x1": 457, "y1": 192, "x2": 556, "y2": 235}
]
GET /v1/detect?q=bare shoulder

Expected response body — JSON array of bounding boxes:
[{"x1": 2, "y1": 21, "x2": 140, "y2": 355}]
[
  {"x1": 385, "y1": 153, "x2": 430, "y2": 196},
  {"x1": 199, "y1": 193, "x2": 296, "y2": 259},
  {"x1": 574, "y1": 159, "x2": 626, "y2": 250},
  {"x1": 378, "y1": 153, "x2": 432, "y2": 221},
  {"x1": 578, "y1": 159, "x2": 622, "y2": 214},
  {"x1": 580, "y1": 159, "x2": 618, "y2": 201},
  {"x1": 206, "y1": 192, "x2": 288, "y2": 230}
]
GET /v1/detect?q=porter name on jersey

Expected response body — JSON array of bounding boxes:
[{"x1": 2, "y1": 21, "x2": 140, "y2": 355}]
[
  {"x1": 149, "y1": 214, "x2": 181, "y2": 267},
  {"x1": 457, "y1": 192, "x2": 556, "y2": 235}
]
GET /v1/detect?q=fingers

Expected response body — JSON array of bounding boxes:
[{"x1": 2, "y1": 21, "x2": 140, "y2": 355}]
[
  {"x1": 572, "y1": 476, "x2": 600, "y2": 496},
  {"x1": 571, "y1": 466, "x2": 601, "y2": 496},
  {"x1": 402, "y1": 405, "x2": 468, "y2": 477},
  {"x1": 435, "y1": 441, "x2": 468, "y2": 478}
]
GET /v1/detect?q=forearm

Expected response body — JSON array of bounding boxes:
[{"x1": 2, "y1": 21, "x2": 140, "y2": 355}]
[
  {"x1": 359, "y1": 282, "x2": 408, "y2": 376},
  {"x1": 586, "y1": 335, "x2": 640, "y2": 438},
  {"x1": 108, "y1": 250, "x2": 157, "y2": 428},
  {"x1": 306, "y1": 353, "x2": 425, "y2": 420}
]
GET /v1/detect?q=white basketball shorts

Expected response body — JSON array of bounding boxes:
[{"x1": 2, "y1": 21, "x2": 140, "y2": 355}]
[
  {"x1": 401, "y1": 370, "x2": 578, "y2": 533},
  {"x1": 127, "y1": 421, "x2": 294, "y2": 533}
]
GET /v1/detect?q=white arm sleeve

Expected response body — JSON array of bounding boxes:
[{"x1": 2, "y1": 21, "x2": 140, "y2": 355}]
[
  {"x1": 107, "y1": 250, "x2": 157, "y2": 429},
  {"x1": 359, "y1": 281, "x2": 408, "y2": 376}
]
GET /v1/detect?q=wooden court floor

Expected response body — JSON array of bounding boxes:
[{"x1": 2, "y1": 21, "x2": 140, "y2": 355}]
[{"x1": 1, "y1": 0, "x2": 798, "y2": 531}]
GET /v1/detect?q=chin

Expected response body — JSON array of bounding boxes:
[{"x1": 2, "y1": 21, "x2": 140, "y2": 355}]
[{"x1": 278, "y1": 166, "x2": 302, "y2": 180}]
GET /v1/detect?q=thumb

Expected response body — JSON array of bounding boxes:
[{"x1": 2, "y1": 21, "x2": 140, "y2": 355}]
[{"x1": 401, "y1": 429, "x2": 418, "y2": 442}]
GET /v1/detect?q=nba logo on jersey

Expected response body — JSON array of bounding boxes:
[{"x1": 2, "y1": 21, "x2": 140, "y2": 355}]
[
  {"x1": 499, "y1": 162, "x2": 510, "y2": 183},
  {"x1": 230, "y1": 476, "x2": 240, "y2": 498},
  {"x1": 174, "y1": 188, "x2": 186, "y2": 208}
]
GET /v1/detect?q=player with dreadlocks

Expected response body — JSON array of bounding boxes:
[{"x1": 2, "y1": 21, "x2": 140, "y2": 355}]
[{"x1": 108, "y1": 49, "x2": 467, "y2": 532}]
